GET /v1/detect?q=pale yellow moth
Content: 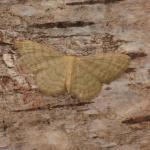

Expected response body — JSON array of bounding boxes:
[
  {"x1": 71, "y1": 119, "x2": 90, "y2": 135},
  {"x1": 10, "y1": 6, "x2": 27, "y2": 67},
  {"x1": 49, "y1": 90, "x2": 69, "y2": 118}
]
[{"x1": 15, "y1": 40, "x2": 130, "y2": 101}]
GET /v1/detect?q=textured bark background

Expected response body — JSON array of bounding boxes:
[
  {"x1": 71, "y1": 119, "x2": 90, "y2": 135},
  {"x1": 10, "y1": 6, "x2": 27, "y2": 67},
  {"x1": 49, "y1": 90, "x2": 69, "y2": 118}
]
[{"x1": 0, "y1": 0, "x2": 150, "y2": 150}]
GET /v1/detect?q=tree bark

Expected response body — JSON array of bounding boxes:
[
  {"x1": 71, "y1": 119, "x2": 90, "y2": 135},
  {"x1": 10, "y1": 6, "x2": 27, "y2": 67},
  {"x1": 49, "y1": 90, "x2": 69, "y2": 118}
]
[{"x1": 0, "y1": 0, "x2": 149, "y2": 149}]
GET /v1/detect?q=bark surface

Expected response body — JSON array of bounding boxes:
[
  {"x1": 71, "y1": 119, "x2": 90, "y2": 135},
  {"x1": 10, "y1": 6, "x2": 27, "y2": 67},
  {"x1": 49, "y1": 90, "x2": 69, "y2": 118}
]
[{"x1": 0, "y1": 0, "x2": 149, "y2": 150}]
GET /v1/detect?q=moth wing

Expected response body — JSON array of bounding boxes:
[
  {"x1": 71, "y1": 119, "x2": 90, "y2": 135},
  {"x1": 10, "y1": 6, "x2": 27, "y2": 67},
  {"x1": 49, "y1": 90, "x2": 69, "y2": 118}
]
[
  {"x1": 34, "y1": 57, "x2": 67, "y2": 96},
  {"x1": 15, "y1": 40, "x2": 63, "y2": 73},
  {"x1": 70, "y1": 58, "x2": 102, "y2": 100},
  {"x1": 15, "y1": 40, "x2": 67, "y2": 96},
  {"x1": 77, "y1": 53, "x2": 130, "y2": 84},
  {"x1": 15, "y1": 40, "x2": 62, "y2": 56},
  {"x1": 70, "y1": 53, "x2": 130, "y2": 100}
]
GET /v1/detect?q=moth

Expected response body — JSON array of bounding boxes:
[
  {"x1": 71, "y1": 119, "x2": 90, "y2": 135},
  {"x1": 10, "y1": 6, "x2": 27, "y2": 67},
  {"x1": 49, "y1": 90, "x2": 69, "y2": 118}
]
[{"x1": 15, "y1": 40, "x2": 130, "y2": 101}]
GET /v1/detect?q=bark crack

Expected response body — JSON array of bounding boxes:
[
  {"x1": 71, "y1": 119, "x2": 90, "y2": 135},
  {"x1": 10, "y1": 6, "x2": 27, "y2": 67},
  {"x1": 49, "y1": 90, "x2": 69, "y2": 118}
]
[
  {"x1": 66, "y1": 0, "x2": 125, "y2": 6},
  {"x1": 29, "y1": 21, "x2": 95, "y2": 29}
]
